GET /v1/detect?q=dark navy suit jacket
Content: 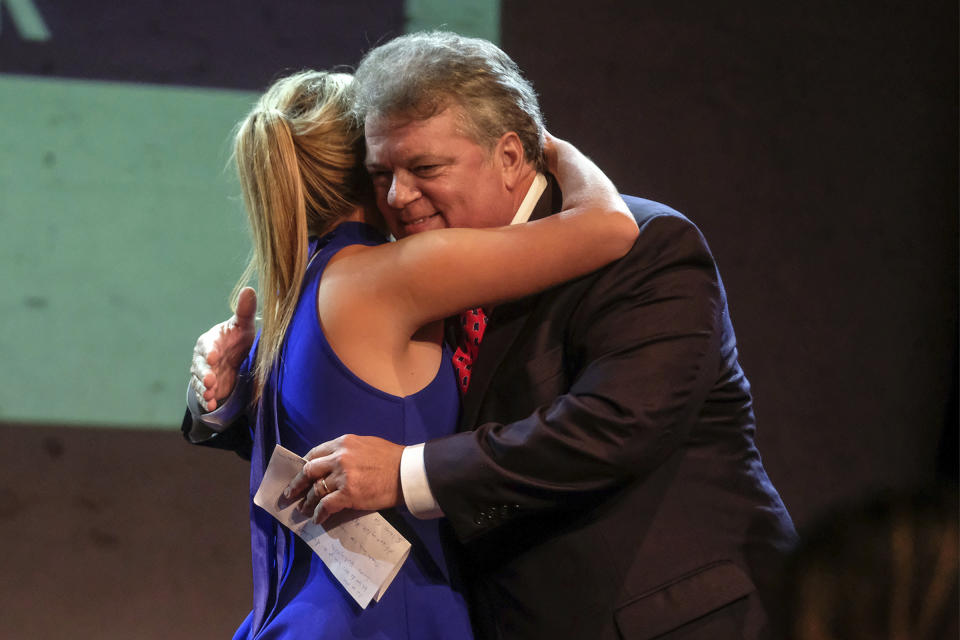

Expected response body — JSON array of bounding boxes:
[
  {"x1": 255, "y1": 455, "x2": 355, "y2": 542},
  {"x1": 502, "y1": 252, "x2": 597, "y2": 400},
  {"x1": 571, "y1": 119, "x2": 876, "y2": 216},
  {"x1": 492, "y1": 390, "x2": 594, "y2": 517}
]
[{"x1": 426, "y1": 181, "x2": 797, "y2": 640}]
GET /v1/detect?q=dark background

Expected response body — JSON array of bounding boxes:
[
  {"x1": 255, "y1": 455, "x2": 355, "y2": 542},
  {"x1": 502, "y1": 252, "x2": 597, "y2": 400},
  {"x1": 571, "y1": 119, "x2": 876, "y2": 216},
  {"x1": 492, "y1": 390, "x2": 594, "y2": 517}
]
[
  {"x1": 500, "y1": 1, "x2": 957, "y2": 526},
  {"x1": 0, "y1": 1, "x2": 955, "y2": 637}
]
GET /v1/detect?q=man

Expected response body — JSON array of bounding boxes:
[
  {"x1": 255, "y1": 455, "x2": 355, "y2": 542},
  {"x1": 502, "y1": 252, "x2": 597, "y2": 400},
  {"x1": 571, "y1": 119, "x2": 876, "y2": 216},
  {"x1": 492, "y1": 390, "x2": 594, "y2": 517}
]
[{"x1": 186, "y1": 32, "x2": 796, "y2": 640}]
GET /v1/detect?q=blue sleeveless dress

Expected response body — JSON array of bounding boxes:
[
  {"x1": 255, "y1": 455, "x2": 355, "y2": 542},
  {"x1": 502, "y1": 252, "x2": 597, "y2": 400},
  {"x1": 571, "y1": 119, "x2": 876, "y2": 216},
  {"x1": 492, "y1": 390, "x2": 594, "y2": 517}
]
[{"x1": 233, "y1": 222, "x2": 473, "y2": 640}]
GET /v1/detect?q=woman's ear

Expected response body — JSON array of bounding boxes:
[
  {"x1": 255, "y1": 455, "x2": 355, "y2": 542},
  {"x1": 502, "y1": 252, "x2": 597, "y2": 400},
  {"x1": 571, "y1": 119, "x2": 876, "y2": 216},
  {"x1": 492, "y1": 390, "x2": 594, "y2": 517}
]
[{"x1": 495, "y1": 131, "x2": 529, "y2": 190}]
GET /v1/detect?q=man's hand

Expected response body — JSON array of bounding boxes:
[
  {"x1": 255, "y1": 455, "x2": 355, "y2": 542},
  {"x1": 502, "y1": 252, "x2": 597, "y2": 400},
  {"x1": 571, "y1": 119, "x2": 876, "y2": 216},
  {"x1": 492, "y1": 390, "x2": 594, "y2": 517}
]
[
  {"x1": 284, "y1": 435, "x2": 404, "y2": 525},
  {"x1": 190, "y1": 287, "x2": 257, "y2": 412}
]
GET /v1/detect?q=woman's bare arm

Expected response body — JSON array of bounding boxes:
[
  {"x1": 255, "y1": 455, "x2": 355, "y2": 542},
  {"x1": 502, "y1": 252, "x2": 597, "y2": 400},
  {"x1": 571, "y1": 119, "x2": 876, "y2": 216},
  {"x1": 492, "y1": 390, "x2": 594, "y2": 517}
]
[{"x1": 328, "y1": 133, "x2": 637, "y2": 336}]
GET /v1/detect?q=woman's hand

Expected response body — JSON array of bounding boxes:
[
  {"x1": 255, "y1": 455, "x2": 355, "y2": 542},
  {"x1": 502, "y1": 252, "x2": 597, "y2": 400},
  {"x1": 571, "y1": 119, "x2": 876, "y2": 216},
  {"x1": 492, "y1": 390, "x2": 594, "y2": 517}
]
[
  {"x1": 542, "y1": 131, "x2": 634, "y2": 230},
  {"x1": 542, "y1": 130, "x2": 581, "y2": 185},
  {"x1": 543, "y1": 130, "x2": 560, "y2": 176}
]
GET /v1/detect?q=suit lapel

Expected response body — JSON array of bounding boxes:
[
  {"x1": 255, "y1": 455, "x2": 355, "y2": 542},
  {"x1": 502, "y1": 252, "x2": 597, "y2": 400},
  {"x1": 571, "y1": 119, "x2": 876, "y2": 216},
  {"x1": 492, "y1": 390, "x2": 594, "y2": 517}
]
[{"x1": 458, "y1": 175, "x2": 562, "y2": 430}]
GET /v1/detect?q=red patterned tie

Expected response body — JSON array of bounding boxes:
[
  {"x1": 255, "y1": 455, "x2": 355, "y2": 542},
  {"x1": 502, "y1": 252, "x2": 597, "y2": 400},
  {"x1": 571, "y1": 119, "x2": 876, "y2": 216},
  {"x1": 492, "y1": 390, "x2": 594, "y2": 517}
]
[{"x1": 452, "y1": 307, "x2": 488, "y2": 394}]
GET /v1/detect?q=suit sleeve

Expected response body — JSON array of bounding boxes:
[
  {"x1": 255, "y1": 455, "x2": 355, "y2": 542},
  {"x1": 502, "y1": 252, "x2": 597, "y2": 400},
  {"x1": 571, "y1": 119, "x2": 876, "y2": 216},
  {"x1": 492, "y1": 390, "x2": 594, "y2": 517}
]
[
  {"x1": 179, "y1": 351, "x2": 255, "y2": 461},
  {"x1": 423, "y1": 213, "x2": 726, "y2": 542}
]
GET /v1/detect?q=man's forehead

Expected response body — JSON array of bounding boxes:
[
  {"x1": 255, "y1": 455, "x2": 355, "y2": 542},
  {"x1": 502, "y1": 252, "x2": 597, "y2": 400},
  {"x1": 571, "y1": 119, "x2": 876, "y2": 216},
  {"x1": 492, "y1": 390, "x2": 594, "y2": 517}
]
[
  {"x1": 366, "y1": 107, "x2": 450, "y2": 137},
  {"x1": 364, "y1": 112, "x2": 424, "y2": 141},
  {"x1": 364, "y1": 107, "x2": 480, "y2": 161},
  {"x1": 365, "y1": 95, "x2": 455, "y2": 131}
]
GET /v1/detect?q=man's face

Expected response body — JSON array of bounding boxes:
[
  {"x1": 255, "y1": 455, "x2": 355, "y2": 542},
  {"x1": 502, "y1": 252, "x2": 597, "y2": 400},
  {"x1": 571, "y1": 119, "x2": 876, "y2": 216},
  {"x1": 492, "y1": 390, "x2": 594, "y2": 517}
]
[{"x1": 364, "y1": 106, "x2": 516, "y2": 238}]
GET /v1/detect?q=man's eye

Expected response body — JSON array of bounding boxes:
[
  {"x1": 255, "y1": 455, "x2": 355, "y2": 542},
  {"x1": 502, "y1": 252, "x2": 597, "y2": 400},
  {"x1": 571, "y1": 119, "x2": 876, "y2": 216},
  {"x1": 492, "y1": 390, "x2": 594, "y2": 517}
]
[{"x1": 413, "y1": 165, "x2": 440, "y2": 176}]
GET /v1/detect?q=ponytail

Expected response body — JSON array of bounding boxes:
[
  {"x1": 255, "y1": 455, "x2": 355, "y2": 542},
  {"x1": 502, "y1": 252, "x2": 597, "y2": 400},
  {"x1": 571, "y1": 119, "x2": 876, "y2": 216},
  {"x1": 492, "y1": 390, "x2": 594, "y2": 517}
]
[{"x1": 231, "y1": 71, "x2": 365, "y2": 401}]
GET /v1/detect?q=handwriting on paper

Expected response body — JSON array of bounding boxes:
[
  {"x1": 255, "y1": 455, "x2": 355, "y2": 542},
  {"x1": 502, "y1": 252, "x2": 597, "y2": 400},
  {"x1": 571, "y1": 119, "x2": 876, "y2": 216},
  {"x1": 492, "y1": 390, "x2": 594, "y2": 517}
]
[{"x1": 253, "y1": 444, "x2": 411, "y2": 608}]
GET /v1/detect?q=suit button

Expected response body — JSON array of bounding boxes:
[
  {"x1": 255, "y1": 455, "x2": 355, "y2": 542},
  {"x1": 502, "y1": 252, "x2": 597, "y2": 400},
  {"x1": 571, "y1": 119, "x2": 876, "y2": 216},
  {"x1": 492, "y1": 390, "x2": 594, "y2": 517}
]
[
  {"x1": 499, "y1": 504, "x2": 511, "y2": 519},
  {"x1": 473, "y1": 513, "x2": 484, "y2": 526}
]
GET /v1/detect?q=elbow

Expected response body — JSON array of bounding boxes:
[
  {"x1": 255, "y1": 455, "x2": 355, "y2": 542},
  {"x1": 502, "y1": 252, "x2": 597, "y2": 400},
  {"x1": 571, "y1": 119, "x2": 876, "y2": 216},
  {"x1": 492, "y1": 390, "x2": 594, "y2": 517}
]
[{"x1": 612, "y1": 208, "x2": 639, "y2": 257}]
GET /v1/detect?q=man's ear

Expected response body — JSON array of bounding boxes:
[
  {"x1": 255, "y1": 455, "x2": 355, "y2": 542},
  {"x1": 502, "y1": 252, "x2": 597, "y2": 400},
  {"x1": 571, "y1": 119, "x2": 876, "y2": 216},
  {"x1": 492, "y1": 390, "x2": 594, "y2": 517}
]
[{"x1": 495, "y1": 131, "x2": 529, "y2": 190}]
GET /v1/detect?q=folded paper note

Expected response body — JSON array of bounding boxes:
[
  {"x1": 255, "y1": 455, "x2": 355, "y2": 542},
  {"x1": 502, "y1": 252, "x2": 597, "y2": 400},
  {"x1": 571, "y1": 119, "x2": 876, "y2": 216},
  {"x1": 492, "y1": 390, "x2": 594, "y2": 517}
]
[{"x1": 253, "y1": 444, "x2": 411, "y2": 608}]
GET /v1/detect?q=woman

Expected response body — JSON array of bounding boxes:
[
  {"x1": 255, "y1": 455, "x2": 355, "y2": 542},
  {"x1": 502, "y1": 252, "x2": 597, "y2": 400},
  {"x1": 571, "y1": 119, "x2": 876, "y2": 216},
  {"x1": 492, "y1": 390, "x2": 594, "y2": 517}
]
[{"x1": 218, "y1": 70, "x2": 636, "y2": 639}]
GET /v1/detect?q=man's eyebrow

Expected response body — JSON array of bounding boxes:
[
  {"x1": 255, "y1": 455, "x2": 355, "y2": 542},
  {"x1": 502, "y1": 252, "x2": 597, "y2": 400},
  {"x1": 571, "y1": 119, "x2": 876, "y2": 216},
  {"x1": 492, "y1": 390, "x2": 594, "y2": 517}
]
[
  {"x1": 408, "y1": 154, "x2": 454, "y2": 167},
  {"x1": 366, "y1": 153, "x2": 452, "y2": 171}
]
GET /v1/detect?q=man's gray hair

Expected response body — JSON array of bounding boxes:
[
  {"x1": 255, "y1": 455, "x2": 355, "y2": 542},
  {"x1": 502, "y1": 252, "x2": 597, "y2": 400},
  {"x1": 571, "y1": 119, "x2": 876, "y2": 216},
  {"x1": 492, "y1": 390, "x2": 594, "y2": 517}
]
[{"x1": 352, "y1": 31, "x2": 546, "y2": 172}]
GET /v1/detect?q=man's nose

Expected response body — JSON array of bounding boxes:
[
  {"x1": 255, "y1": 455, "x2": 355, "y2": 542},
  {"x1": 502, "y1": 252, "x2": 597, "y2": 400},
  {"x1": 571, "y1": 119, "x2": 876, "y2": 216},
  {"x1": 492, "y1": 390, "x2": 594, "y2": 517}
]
[{"x1": 387, "y1": 173, "x2": 421, "y2": 209}]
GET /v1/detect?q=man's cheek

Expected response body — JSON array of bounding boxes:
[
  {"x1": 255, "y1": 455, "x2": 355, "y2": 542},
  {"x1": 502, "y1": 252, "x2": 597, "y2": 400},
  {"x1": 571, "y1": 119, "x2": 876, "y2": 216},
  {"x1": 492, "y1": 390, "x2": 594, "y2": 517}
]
[
  {"x1": 383, "y1": 214, "x2": 407, "y2": 239},
  {"x1": 376, "y1": 196, "x2": 397, "y2": 221}
]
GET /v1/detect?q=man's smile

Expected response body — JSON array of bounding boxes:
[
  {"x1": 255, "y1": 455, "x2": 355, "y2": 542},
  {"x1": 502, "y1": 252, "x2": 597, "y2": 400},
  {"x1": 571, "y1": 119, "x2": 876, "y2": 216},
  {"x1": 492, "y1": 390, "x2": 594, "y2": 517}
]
[{"x1": 399, "y1": 212, "x2": 444, "y2": 235}]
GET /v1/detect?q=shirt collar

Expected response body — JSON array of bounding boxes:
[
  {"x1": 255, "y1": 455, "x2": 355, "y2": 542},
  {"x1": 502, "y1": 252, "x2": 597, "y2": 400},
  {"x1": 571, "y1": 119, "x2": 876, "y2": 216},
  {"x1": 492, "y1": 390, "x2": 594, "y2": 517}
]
[{"x1": 510, "y1": 173, "x2": 548, "y2": 225}]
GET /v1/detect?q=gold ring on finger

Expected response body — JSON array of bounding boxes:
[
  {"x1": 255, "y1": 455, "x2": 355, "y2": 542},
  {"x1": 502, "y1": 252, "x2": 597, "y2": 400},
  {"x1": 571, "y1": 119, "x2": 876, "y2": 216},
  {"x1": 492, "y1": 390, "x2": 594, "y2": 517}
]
[{"x1": 320, "y1": 477, "x2": 330, "y2": 496}]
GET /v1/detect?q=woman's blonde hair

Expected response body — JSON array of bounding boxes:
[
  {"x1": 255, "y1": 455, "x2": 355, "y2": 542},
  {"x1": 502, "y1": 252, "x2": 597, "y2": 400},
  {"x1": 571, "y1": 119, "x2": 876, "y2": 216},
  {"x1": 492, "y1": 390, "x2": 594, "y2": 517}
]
[{"x1": 231, "y1": 70, "x2": 367, "y2": 400}]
